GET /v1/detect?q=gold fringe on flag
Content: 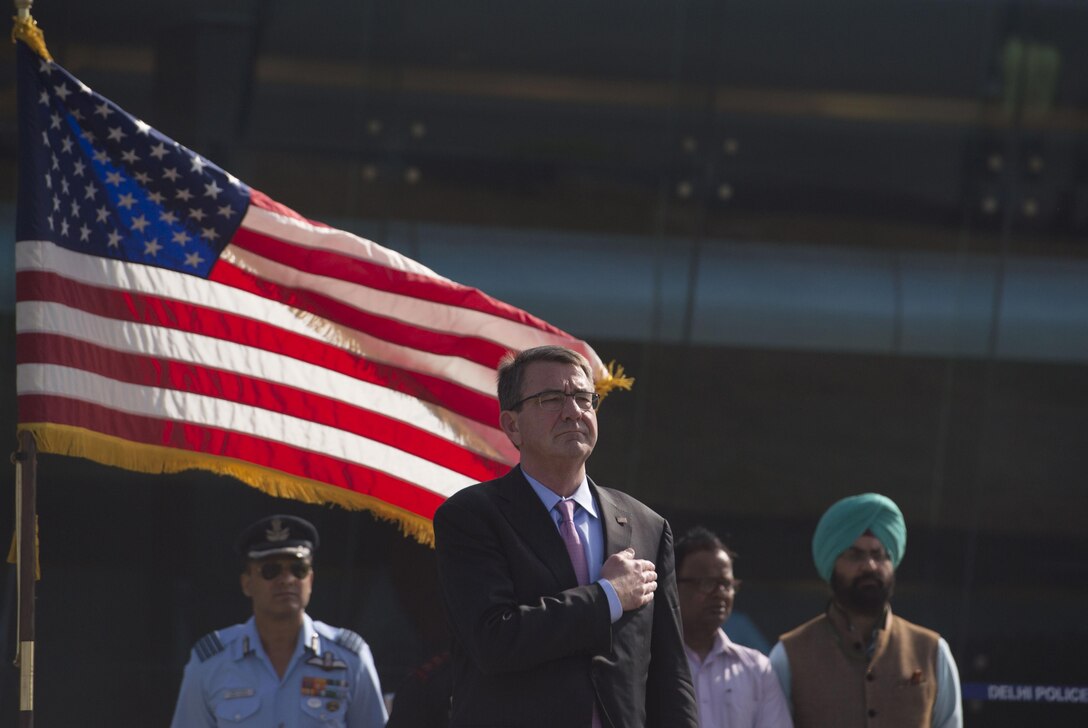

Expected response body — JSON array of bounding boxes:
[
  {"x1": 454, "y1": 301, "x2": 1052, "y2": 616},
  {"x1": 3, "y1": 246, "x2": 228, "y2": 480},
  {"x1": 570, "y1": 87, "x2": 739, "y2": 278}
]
[
  {"x1": 595, "y1": 360, "x2": 635, "y2": 404},
  {"x1": 11, "y1": 9, "x2": 53, "y2": 62},
  {"x1": 18, "y1": 423, "x2": 437, "y2": 546}
]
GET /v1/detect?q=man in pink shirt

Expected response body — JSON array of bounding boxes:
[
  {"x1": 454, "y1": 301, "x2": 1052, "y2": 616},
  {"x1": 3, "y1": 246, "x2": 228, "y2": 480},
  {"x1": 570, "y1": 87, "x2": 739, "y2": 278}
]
[{"x1": 677, "y1": 527, "x2": 793, "y2": 728}]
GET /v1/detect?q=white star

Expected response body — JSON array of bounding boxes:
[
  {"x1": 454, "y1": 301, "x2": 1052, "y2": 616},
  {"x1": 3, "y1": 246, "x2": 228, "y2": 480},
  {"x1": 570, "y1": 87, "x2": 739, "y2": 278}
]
[
  {"x1": 94, "y1": 101, "x2": 113, "y2": 118},
  {"x1": 42, "y1": 130, "x2": 49, "y2": 147},
  {"x1": 107, "y1": 126, "x2": 126, "y2": 143},
  {"x1": 144, "y1": 238, "x2": 163, "y2": 256},
  {"x1": 148, "y1": 191, "x2": 165, "y2": 204},
  {"x1": 149, "y1": 143, "x2": 169, "y2": 160},
  {"x1": 47, "y1": 216, "x2": 54, "y2": 231},
  {"x1": 159, "y1": 210, "x2": 179, "y2": 224},
  {"x1": 135, "y1": 119, "x2": 151, "y2": 135},
  {"x1": 201, "y1": 227, "x2": 221, "y2": 242},
  {"x1": 84, "y1": 182, "x2": 98, "y2": 200},
  {"x1": 39, "y1": 89, "x2": 49, "y2": 105},
  {"x1": 49, "y1": 112, "x2": 62, "y2": 130},
  {"x1": 105, "y1": 171, "x2": 124, "y2": 186},
  {"x1": 203, "y1": 180, "x2": 223, "y2": 199},
  {"x1": 72, "y1": 159, "x2": 87, "y2": 177},
  {"x1": 93, "y1": 149, "x2": 109, "y2": 164},
  {"x1": 39, "y1": 59, "x2": 52, "y2": 73},
  {"x1": 121, "y1": 149, "x2": 140, "y2": 164},
  {"x1": 188, "y1": 207, "x2": 206, "y2": 221},
  {"x1": 190, "y1": 156, "x2": 206, "y2": 173},
  {"x1": 216, "y1": 204, "x2": 235, "y2": 218},
  {"x1": 44, "y1": 172, "x2": 52, "y2": 189},
  {"x1": 131, "y1": 214, "x2": 150, "y2": 233},
  {"x1": 107, "y1": 229, "x2": 123, "y2": 248},
  {"x1": 117, "y1": 193, "x2": 137, "y2": 210},
  {"x1": 134, "y1": 172, "x2": 151, "y2": 184},
  {"x1": 60, "y1": 177, "x2": 70, "y2": 194},
  {"x1": 51, "y1": 153, "x2": 59, "y2": 170},
  {"x1": 175, "y1": 188, "x2": 193, "y2": 202},
  {"x1": 53, "y1": 83, "x2": 71, "y2": 100},
  {"x1": 52, "y1": 195, "x2": 61, "y2": 212},
  {"x1": 59, "y1": 219, "x2": 70, "y2": 236},
  {"x1": 96, "y1": 206, "x2": 110, "y2": 223},
  {"x1": 184, "y1": 251, "x2": 205, "y2": 268},
  {"x1": 71, "y1": 109, "x2": 84, "y2": 121},
  {"x1": 172, "y1": 230, "x2": 191, "y2": 246},
  {"x1": 79, "y1": 224, "x2": 91, "y2": 242},
  {"x1": 81, "y1": 129, "x2": 97, "y2": 143},
  {"x1": 162, "y1": 167, "x2": 180, "y2": 182},
  {"x1": 69, "y1": 199, "x2": 80, "y2": 217},
  {"x1": 60, "y1": 137, "x2": 74, "y2": 153}
]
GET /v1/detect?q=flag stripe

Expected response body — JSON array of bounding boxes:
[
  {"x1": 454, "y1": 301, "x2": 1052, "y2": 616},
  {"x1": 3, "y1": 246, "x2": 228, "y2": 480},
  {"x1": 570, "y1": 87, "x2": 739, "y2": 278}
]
[
  {"x1": 15, "y1": 289, "x2": 516, "y2": 465},
  {"x1": 18, "y1": 395, "x2": 448, "y2": 518},
  {"x1": 18, "y1": 363, "x2": 478, "y2": 496},
  {"x1": 214, "y1": 240, "x2": 512, "y2": 370},
  {"x1": 13, "y1": 287, "x2": 513, "y2": 467},
  {"x1": 17, "y1": 333, "x2": 509, "y2": 482},
  {"x1": 241, "y1": 201, "x2": 576, "y2": 338},
  {"x1": 17, "y1": 240, "x2": 505, "y2": 401}
]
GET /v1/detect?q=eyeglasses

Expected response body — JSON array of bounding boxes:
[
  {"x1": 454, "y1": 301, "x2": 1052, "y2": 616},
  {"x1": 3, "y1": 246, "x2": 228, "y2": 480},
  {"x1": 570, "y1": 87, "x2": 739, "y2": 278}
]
[
  {"x1": 511, "y1": 389, "x2": 600, "y2": 412},
  {"x1": 677, "y1": 577, "x2": 740, "y2": 594},
  {"x1": 839, "y1": 547, "x2": 891, "y2": 565},
  {"x1": 258, "y1": 561, "x2": 312, "y2": 580}
]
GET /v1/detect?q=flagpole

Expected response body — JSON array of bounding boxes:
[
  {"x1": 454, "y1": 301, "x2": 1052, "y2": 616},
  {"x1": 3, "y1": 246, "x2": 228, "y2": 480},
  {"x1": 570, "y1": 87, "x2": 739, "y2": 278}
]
[
  {"x1": 13, "y1": 432, "x2": 37, "y2": 728},
  {"x1": 13, "y1": 4, "x2": 47, "y2": 723}
]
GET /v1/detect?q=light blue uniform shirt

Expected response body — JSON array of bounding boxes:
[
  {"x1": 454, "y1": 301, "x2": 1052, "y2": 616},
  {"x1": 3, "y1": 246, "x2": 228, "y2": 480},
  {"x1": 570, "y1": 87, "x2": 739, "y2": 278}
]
[
  {"x1": 170, "y1": 613, "x2": 388, "y2": 727},
  {"x1": 524, "y1": 470, "x2": 623, "y2": 622}
]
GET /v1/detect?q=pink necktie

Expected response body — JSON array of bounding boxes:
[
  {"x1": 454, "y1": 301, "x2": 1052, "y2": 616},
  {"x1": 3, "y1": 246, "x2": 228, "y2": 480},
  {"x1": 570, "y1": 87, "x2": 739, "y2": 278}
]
[
  {"x1": 556, "y1": 500, "x2": 602, "y2": 728},
  {"x1": 556, "y1": 499, "x2": 590, "y2": 586}
]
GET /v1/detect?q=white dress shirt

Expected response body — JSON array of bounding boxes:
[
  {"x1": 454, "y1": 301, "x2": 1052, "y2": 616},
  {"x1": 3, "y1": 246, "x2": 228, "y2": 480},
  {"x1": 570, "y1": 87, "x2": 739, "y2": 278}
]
[{"x1": 686, "y1": 628, "x2": 794, "y2": 728}]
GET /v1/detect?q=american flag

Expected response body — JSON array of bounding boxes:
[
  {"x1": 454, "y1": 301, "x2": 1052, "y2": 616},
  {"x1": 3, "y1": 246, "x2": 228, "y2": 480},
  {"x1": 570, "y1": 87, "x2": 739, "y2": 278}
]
[{"x1": 14, "y1": 42, "x2": 621, "y2": 542}]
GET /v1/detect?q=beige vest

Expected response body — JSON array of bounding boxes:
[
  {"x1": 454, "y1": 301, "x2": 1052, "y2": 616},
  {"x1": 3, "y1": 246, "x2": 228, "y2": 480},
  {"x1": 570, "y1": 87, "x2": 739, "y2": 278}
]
[{"x1": 780, "y1": 606, "x2": 940, "y2": 728}]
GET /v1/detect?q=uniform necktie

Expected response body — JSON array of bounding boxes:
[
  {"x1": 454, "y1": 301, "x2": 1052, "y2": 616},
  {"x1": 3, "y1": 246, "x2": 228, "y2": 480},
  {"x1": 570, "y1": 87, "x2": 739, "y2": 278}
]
[{"x1": 556, "y1": 499, "x2": 590, "y2": 586}]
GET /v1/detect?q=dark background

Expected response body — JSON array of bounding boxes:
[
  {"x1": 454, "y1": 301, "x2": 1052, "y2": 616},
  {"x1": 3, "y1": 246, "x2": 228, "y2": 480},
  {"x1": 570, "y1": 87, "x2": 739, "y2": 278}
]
[{"x1": 2, "y1": 1, "x2": 1087, "y2": 725}]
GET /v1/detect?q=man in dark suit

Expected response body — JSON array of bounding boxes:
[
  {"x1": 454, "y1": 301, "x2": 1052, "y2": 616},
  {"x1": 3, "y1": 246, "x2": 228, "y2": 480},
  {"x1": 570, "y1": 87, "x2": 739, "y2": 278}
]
[{"x1": 434, "y1": 345, "x2": 699, "y2": 728}]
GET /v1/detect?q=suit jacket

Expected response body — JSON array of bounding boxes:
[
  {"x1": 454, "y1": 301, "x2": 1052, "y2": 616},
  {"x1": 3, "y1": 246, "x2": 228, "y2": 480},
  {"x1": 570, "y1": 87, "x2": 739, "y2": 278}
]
[{"x1": 433, "y1": 466, "x2": 699, "y2": 728}]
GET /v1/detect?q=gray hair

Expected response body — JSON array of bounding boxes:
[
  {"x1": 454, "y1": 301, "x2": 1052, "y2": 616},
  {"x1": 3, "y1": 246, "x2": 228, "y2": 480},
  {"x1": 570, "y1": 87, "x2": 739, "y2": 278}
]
[{"x1": 496, "y1": 346, "x2": 593, "y2": 411}]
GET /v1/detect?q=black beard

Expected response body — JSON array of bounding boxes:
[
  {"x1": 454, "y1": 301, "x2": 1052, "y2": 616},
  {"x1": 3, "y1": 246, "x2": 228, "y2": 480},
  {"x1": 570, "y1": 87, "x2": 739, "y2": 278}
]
[{"x1": 831, "y1": 570, "x2": 894, "y2": 616}]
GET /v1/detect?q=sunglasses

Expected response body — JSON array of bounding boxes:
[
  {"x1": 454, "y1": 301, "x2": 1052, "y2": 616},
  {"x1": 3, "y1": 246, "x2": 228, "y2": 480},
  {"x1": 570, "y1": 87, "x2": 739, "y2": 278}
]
[{"x1": 257, "y1": 561, "x2": 312, "y2": 580}]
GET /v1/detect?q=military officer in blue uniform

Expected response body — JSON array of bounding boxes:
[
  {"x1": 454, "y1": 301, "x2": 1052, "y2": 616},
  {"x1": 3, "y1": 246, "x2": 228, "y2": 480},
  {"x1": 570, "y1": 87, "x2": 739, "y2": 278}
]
[{"x1": 170, "y1": 515, "x2": 388, "y2": 727}]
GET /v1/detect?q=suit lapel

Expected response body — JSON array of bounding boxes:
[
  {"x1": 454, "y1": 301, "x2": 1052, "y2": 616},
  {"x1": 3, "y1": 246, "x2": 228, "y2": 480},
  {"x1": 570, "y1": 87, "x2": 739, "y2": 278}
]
[
  {"x1": 497, "y1": 467, "x2": 577, "y2": 587},
  {"x1": 592, "y1": 479, "x2": 632, "y2": 555}
]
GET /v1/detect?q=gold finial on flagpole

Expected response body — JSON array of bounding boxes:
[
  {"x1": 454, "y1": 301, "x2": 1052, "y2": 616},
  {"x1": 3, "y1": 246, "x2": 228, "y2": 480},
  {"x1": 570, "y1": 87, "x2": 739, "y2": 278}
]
[{"x1": 12, "y1": 0, "x2": 53, "y2": 62}]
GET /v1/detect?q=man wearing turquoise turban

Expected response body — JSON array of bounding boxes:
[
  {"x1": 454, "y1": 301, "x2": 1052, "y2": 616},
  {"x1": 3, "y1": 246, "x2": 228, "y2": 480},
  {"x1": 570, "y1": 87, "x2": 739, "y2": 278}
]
[{"x1": 768, "y1": 494, "x2": 962, "y2": 728}]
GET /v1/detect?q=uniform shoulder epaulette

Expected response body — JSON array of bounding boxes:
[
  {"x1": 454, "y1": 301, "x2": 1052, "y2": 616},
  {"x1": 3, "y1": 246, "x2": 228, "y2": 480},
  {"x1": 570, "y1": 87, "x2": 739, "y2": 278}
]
[
  {"x1": 194, "y1": 631, "x2": 226, "y2": 662},
  {"x1": 334, "y1": 628, "x2": 364, "y2": 654}
]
